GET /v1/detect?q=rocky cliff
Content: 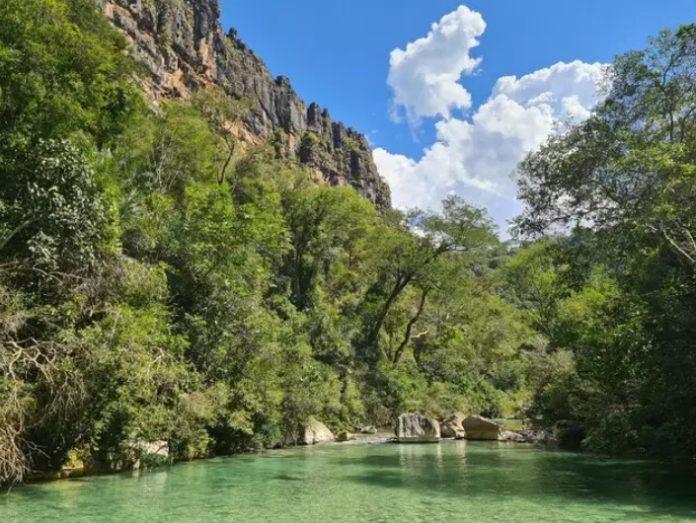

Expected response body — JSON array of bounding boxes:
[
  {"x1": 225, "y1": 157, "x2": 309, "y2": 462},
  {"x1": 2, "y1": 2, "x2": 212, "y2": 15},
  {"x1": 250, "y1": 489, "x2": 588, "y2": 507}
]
[{"x1": 100, "y1": 0, "x2": 391, "y2": 209}]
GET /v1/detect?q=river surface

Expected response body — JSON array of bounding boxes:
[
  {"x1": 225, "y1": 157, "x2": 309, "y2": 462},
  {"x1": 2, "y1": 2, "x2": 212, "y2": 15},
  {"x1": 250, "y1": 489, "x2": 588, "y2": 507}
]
[{"x1": 2, "y1": 440, "x2": 695, "y2": 522}]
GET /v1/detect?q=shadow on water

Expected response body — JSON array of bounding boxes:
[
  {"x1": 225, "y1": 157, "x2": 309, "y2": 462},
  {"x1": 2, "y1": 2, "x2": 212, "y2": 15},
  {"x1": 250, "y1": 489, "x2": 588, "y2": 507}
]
[
  {"x1": 273, "y1": 474, "x2": 304, "y2": 482},
  {"x1": 337, "y1": 441, "x2": 696, "y2": 520}
]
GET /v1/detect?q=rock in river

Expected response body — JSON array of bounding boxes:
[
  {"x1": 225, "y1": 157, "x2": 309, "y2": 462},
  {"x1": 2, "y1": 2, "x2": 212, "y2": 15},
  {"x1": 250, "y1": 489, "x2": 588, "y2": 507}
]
[
  {"x1": 395, "y1": 413, "x2": 440, "y2": 442},
  {"x1": 440, "y1": 412, "x2": 467, "y2": 438},
  {"x1": 302, "y1": 418, "x2": 335, "y2": 445},
  {"x1": 463, "y1": 415, "x2": 505, "y2": 440}
]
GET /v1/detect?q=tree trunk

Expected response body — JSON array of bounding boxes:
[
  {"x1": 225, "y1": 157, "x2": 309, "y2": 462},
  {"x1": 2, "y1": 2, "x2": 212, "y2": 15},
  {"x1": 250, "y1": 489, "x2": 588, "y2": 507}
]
[{"x1": 392, "y1": 288, "x2": 429, "y2": 365}]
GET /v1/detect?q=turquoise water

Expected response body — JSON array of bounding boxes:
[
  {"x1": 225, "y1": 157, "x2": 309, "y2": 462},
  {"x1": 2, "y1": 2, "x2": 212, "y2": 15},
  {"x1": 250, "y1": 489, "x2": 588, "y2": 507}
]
[{"x1": 2, "y1": 440, "x2": 695, "y2": 522}]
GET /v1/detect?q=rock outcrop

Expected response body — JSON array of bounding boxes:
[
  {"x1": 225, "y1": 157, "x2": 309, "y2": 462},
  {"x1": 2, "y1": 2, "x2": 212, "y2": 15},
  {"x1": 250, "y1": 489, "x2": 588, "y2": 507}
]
[
  {"x1": 395, "y1": 413, "x2": 440, "y2": 442},
  {"x1": 440, "y1": 412, "x2": 466, "y2": 439},
  {"x1": 99, "y1": 0, "x2": 390, "y2": 209},
  {"x1": 462, "y1": 415, "x2": 529, "y2": 442},
  {"x1": 84, "y1": 438, "x2": 170, "y2": 473},
  {"x1": 463, "y1": 415, "x2": 504, "y2": 441},
  {"x1": 302, "y1": 418, "x2": 335, "y2": 445}
]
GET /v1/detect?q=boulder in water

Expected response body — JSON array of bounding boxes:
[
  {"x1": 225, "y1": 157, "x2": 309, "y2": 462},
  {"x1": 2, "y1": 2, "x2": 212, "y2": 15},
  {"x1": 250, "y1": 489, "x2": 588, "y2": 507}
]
[
  {"x1": 395, "y1": 413, "x2": 440, "y2": 442},
  {"x1": 360, "y1": 425, "x2": 377, "y2": 434},
  {"x1": 133, "y1": 439, "x2": 170, "y2": 469},
  {"x1": 463, "y1": 415, "x2": 504, "y2": 440},
  {"x1": 302, "y1": 418, "x2": 335, "y2": 445},
  {"x1": 440, "y1": 412, "x2": 466, "y2": 438}
]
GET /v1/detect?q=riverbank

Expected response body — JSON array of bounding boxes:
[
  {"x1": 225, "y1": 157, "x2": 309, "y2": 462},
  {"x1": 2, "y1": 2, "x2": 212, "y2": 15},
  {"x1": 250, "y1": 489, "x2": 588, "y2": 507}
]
[
  {"x1": 21, "y1": 431, "x2": 397, "y2": 485},
  {"x1": 22, "y1": 415, "x2": 553, "y2": 486}
]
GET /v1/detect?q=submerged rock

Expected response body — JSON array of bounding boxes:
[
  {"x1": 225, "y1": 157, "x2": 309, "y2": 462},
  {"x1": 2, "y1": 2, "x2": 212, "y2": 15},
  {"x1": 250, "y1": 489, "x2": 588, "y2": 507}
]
[
  {"x1": 395, "y1": 413, "x2": 440, "y2": 442},
  {"x1": 519, "y1": 428, "x2": 556, "y2": 445},
  {"x1": 501, "y1": 430, "x2": 527, "y2": 443},
  {"x1": 440, "y1": 412, "x2": 466, "y2": 438},
  {"x1": 302, "y1": 418, "x2": 335, "y2": 445}
]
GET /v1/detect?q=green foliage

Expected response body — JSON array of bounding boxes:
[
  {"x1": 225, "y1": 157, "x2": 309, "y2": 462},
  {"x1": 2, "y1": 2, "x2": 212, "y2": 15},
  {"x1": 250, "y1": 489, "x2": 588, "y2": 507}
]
[
  {"x1": 514, "y1": 24, "x2": 696, "y2": 459},
  {"x1": 1, "y1": 139, "x2": 109, "y2": 278},
  {"x1": 5, "y1": 0, "x2": 694, "y2": 489},
  {"x1": 0, "y1": 0, "x2": 139, "y2": 146},
  {"x1": 116, "y1": 102, "x2": 225, "y2": 193}
]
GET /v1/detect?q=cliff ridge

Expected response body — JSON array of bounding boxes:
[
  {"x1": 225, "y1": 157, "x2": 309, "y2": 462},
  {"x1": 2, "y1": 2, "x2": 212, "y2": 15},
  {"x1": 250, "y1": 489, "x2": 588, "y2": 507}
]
[{"x1": 101, "y1": 0, "x2": 391, "y2": 209}]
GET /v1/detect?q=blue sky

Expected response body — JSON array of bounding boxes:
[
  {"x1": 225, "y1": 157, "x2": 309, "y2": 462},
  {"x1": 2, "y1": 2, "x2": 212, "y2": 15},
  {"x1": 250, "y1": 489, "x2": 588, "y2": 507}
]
[{"x1": 220, "y1": 1, "x2": 696, "y2": 231}]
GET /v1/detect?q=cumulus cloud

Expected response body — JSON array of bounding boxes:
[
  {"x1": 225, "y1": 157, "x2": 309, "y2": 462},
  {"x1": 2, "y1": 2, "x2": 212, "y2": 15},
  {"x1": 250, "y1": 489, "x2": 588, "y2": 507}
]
[
  {"x1": 376, "y1": 5, "x2": 607, "y2": 235},
  {"x1": 387, "y1": 5, "x2": 485, "y2": 123}
]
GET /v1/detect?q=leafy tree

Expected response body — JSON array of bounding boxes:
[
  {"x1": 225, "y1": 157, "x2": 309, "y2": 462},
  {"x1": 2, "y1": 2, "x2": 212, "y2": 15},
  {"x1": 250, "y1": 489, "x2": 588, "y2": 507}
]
[
  {"x1": 0, "y1": 0, "x2": 139, "y2": 146},
  {"x1": 1, "y1": 140, "x2": 108, "y2": 280},
  {"x1": 192, "y1": 86, "x2": 253, "y2": 184},
  {"x1": 360, "y1": 196, "x2": 498, "y2": 362},
  {"x1": 515, "y1": 24, "x2": 696, "y2": 458}
]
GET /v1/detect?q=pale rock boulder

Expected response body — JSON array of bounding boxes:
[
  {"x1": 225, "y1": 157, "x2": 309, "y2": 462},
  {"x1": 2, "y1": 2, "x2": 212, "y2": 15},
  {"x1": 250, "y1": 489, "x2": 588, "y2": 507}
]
[
  {"x1": 395, "y1": 413, "x2": 441, "y2": 442},
  {"x1": 302, "y1": 418, "x2": 335, "y2": 445},
  {"x1": 133, "y1": 439, "x2": 170, "y2": 469},
  {"x1": 440, "y1": 412, "x2": 466, "y2": 438},
  {"x1": 463, "y1": 415, "x2": 527, "y2": 442},
  {"x1": 463, "y1": 415, "x2": 504, "y2": 441}
]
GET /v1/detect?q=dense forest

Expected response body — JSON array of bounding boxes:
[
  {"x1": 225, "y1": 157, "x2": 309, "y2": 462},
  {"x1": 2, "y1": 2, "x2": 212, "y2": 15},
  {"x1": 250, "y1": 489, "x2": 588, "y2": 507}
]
[{"x1": 1, "y1": 0, "x2": 695, "y2": 485}]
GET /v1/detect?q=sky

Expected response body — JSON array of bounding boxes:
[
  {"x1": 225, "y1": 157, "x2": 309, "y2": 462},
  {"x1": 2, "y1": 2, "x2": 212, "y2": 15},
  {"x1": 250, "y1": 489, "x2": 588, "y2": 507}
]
[{"x1": 219, "y1": 0, "x2": 696, "y2": 234}]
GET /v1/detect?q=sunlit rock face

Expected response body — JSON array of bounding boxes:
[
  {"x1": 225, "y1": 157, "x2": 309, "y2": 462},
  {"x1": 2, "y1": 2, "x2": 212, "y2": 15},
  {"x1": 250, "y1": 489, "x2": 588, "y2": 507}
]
[
  {"x1": 395, "y1": 413, "x2": 441, "y2": 442},
  {"x1": 302, "y1": 418, "x2": 335, "y2": 445},
  {"x1": 440, "y1": 412, "x2": 466, "y2": 439},
  {"x1": 463, "y1": 415, "x2": 503, "y2": 440},
  {"x1": 99, "y1": 0, "x2": 391, "y2": 210}
]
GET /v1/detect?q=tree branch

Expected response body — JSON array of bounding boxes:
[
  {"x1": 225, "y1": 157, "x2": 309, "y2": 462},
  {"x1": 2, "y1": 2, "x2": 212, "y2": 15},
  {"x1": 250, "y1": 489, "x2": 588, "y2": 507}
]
[{"x1": 392, "y1": 288, "x2": 430, "y2": 365}]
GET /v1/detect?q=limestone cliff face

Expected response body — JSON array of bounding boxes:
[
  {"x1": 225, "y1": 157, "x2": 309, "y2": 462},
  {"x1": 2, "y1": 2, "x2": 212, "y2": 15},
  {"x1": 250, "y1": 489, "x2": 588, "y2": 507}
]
[{"x1": 100, "y1": 0, "x2": 391, "y2": 209}]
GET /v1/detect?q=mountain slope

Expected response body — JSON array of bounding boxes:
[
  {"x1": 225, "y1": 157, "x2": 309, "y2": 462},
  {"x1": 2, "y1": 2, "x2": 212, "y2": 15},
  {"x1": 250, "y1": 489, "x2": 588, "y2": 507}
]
[{"x1": 100, "y1": 0, "x2": 391, "y2": 209}]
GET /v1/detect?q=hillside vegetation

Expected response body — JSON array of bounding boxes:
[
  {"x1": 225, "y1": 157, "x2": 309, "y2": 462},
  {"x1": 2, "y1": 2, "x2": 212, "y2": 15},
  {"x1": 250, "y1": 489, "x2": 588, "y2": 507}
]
[{"x1": 0, "y1": 0, "x2": 694, "y2": 484}]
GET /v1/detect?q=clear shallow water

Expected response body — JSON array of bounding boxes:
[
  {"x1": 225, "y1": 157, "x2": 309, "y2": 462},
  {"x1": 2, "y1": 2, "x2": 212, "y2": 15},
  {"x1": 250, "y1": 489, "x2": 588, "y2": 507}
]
[{"x1": 2, "y1": 440, "x2": 696, "y2": 522}]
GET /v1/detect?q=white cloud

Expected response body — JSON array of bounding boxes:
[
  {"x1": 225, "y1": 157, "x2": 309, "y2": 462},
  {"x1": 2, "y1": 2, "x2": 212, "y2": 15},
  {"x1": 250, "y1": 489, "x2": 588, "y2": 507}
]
[
  {"x1": 377, "y1": 5, "x2": 607, "y2": 235},
  {"x1": 387, "y1": 5, "x2": 485, "y2": 123}
]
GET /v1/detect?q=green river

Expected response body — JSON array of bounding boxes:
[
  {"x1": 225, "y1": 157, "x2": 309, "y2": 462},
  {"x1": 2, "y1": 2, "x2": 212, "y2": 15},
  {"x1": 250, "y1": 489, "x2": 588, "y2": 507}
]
[{"x1": 2, "y1": 440, "x2": 695, "y2": 522}]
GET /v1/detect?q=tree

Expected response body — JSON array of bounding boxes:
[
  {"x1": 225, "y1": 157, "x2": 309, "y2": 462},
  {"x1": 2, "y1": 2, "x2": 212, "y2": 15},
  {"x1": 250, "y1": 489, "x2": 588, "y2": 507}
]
[
  {"x1": 192, "y1": 86, "x2": 252, "y2": 184},
  {"x1": 515, "y1": 25, "x2": 696, "y2": 458},
  {"x1": 517, "y1": 25, "x2": 696, "y2": 268},
  {"x1": 0, "y1": 139, "x2": 108, "y2": 280},
  {"x1": 0, "y1": 0, "x2": 138, "y2": 146},
  {"x1": 360, "y1": 196, "x2": 498, "y2": 362}
]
